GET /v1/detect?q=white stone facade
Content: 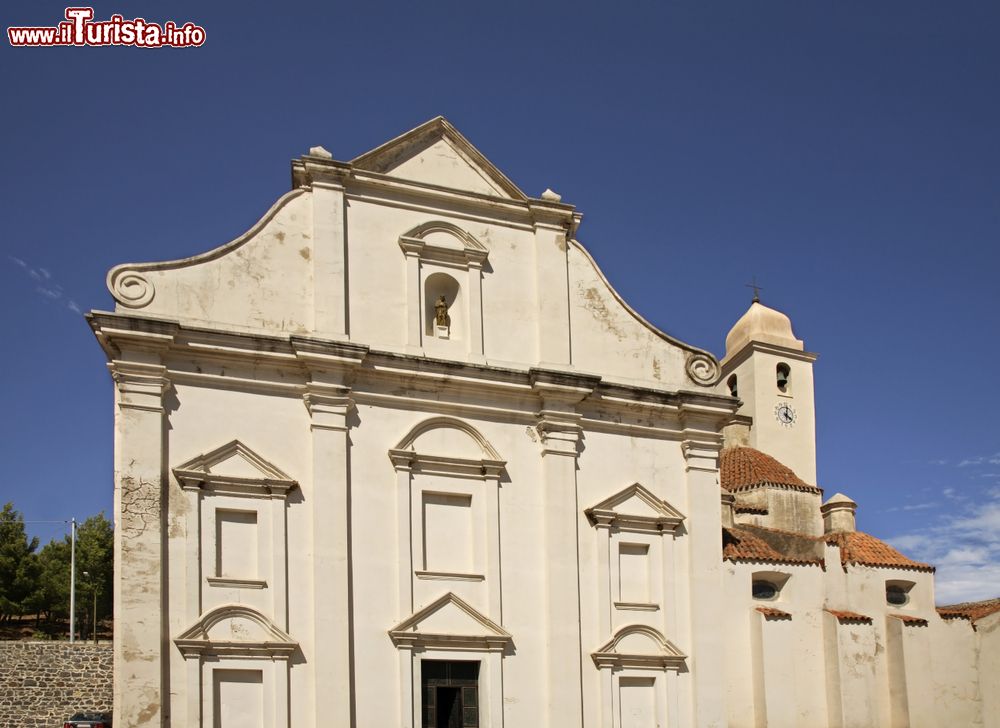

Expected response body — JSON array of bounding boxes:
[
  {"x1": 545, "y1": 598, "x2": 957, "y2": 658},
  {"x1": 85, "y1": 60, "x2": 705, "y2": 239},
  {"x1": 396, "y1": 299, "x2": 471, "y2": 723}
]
[{"x1": 89, "y1": 117, "x2": 997, "y2": 727}]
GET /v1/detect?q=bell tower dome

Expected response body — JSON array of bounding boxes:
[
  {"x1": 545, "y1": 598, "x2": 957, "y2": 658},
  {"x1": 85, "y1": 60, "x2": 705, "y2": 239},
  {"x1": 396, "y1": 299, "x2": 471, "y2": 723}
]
[{"x1": 720, "y1": 296, "x2": 818, "y2": 484}]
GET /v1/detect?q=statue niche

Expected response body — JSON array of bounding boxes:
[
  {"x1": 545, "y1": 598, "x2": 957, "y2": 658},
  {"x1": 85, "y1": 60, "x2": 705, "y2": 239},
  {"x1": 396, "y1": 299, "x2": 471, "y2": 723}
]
[{"x1": 424, "y1": 272, "x2": 461, "y2": 341}]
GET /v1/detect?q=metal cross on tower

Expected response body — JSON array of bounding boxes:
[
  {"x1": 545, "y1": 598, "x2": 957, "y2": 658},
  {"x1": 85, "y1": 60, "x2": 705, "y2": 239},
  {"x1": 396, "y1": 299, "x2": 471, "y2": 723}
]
[{"x1": 745, "y1": 276, "x2": 763, "y2": 303}]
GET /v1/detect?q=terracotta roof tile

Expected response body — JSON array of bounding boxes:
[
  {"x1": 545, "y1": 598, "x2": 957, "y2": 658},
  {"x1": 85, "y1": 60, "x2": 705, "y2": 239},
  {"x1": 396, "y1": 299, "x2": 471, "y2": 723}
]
[
  {"x1": 937, "y1": 597, "x2": 1000, "y2": 626},
  {"x1": 890, "y1": 614, "x2": 928, "y2": 626},
  {"x1": 756, "y1": 606, "x2": 792, "y2": 620},
  {"x1": 823, "y1": 531, "x2": 934, "y2": 572},
  {"x1": 720, "y1": 447, "x2": 821, "y2": 493},
  {"x1": 723, "y1": 525, "x2": 824, "y2": 566},
  {"x1": 825, "y1": 609, "x2": 872, "y2": 624}
]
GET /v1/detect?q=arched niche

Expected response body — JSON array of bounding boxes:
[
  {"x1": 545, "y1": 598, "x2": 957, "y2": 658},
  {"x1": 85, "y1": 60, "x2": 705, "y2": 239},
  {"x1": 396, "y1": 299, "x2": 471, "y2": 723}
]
[
  {"x1": 424, "y1": 271, "x2": 464, "y2": 340},
  {"x1": 398, "y1": 220, "x2": 488, "y2": 359}
]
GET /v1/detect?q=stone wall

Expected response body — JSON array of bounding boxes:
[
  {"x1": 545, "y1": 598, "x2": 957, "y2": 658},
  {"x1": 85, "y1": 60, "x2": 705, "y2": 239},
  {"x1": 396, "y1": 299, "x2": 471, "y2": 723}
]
[{"x1": 0, "y1": 641, "x2": 112, "y2": 728}]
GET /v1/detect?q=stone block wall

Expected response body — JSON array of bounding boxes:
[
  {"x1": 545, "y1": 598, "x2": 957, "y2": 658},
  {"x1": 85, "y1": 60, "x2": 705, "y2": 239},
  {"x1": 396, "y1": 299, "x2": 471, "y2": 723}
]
[{"x1": 0, "y1": 641, "x2": 112, "y2": 728}]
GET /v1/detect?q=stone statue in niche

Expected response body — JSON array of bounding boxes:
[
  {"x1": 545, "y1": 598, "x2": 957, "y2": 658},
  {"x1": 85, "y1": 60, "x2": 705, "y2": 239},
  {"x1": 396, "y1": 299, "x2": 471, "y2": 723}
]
[{"x1": 434, "y1": 295, "x2": 451, "y2": 334}]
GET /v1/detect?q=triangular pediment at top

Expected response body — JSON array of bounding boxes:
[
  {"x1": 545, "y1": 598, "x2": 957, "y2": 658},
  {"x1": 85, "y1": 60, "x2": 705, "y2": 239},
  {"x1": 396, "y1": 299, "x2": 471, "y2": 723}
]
[
  {"x1": 586, "y1": 483, "x2": 685, "y2": 531},
  {"x1": 351, "y1": 117, "x2": 527, "y2": 201},
  {"x1": 173, "y1": 440, "x2": 296, "y2": 491},
  {"x1": 389, "y1": 592, "x2": 511, "y2": 649}
]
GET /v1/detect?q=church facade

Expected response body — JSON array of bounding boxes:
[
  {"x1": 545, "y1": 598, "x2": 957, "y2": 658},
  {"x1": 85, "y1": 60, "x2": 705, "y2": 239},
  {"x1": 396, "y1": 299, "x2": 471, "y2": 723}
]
[{"x1": 88, "y1": 118, "x2": 998, "y2": 727}]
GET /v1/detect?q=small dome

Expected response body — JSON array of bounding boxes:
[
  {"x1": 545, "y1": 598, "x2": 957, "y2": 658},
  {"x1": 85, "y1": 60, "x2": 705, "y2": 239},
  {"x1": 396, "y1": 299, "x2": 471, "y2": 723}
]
[{"x1": 724, "y1": 301, "x2": 804, "y2": 359}]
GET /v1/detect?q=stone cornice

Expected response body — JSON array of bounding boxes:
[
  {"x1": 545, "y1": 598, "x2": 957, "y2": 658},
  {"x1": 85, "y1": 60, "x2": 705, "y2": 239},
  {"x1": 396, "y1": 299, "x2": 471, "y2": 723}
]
[
  {"x1": 721, "y1": 340, "x2": 819, "y2": 372},
  {"x1": 88, "y1": 313, "x2": 738, "y2": 430}
]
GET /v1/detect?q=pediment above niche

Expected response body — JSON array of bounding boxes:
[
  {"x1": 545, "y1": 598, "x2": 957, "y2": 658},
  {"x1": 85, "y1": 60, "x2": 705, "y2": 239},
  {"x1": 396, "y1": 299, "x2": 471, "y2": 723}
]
[
  {"x1": 389, "y1": 592, "x2": 511, "y2": 650},
  {"x1": 389, "y1": 417, "x2": 505, "y2": 478},
  {"x1": 586, "y1": 483, "x2": 685, "y2": 533},
  {"x1": 592, "y1": 625, "x2": 686, "y2": 671},
  {"x1": 398, "y1": 220, "x2": 489, "y2": 268},
  {"x1": 175, "y1": 604, "x2": 297, "y2": 659},
  {"x1": 352, "y1": 117, "x2": 527, "y2": 201},
  {"x1": 173, "y1": 440, "x2": 297, "y2": 496}
]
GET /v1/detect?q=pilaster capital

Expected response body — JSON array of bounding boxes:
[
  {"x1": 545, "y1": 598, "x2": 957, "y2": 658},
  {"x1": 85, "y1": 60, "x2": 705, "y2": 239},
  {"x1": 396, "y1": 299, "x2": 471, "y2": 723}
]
[
  {"x1": 529, "y1": 368, "x2": 600, "y2": 408},
  {"x1": 291, "y1": 336, "x2": 368, "y2": 385},
  {"x1": 529, "y1": 369, "x2": 598, "y2": 457},
  {"x1": 109, "y1": 360, "x2": 170, "y2": 412},
  {"x1": 303, "y1": 382, "x2": 354, "y2": 432},
  {"x1": 678, "y1": 400, "x2": 727, "y2": 473},
  {"x1": 290, "y1": 155, "x2": 352, "y2": 189},
  {"x1": 536, "y1": 409, "x2": 584, "y2": 457},
  {"x1": 527, "y1": 198, "x2": 580, "y2": 237}
]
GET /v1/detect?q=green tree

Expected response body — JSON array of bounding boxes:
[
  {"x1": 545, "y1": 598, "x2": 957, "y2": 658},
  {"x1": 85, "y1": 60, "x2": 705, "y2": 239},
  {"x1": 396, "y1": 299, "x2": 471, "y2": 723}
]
[
  {"x1": 74, "y1": 513, "x2": 114, "y2": 638},
  {"x1": 27, "y1": 537, "x2": 70, "y2": 621},
  {"x1": 0, "y1": 502, "x2": 40, "y2": 620}
]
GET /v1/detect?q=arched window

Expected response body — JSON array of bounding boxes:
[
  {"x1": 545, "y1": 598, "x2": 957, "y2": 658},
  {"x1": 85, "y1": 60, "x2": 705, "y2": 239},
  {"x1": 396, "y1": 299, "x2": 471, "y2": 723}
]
[
  {"x1": 751, "y1": 570, "x2": 790, "y2": 601},
  {"x1": 727, "y1": 374, "x2": 738, "y2": 398},
  {"x1": 752, "y1": 580, "x2": 778, "y2": 600},
  {"x1": 776, "y1": 362, "x2": 791, "y2": 393},
  {"x1": 886, "y1": 580, "x2": 914, "y2": 606}
]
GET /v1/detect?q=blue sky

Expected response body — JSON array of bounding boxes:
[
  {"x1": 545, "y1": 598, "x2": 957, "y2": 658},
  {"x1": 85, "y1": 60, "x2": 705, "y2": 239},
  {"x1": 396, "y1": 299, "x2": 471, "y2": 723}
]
[{"x1": 2, "y1": 1, "x2": 998, "y2": 603}]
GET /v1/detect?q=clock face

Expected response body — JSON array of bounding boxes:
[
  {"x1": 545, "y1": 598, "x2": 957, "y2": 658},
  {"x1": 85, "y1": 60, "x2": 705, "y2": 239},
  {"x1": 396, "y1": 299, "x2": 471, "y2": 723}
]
[{"x1": 775, "y1": 403, "x2": 796, "y2": 427}]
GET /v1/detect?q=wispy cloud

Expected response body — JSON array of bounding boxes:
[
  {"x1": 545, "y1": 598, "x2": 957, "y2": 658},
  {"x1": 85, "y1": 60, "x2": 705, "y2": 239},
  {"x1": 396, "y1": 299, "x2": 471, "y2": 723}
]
[
  {"x1": 8, "y1": 256, "x2": 81, "y2": 314},
  {"x1": 887, "y1": 490, "x2": 1000, "y2": 603},
  {"x1": 957, "y1": 452, "x2": 1000, "y2": 467},
  {"x1": 885, "y1": 501, "x2": 938, "y2": 513}
]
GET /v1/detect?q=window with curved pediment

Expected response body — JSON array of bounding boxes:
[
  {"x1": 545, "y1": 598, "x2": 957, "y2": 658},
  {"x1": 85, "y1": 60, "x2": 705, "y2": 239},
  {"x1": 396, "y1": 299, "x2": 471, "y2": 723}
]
[{"x1": 174, "y1": 604, "x2": 297, "y2": 728}]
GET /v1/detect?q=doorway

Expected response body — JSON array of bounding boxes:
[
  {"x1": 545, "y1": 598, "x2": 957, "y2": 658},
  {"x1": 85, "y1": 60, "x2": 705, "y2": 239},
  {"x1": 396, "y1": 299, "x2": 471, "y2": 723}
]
[{"x1": 421, "y1": 660, "x2": 479, "y2": 728}]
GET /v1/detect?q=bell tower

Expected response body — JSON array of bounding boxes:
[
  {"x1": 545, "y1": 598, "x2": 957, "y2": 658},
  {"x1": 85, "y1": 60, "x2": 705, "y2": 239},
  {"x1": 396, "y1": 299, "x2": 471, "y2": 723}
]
[{"x1": 720, "y1": 295, "x2": 818, "y2": 484}]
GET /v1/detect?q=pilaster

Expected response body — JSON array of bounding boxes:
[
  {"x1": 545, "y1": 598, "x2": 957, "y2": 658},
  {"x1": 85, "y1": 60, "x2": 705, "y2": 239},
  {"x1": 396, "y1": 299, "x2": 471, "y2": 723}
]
[
  {"x1": 529, "y1": 201, "x2": 577, "y2": 367},
  {"x1": 293, "y1": 337, "x2": 367, "y2": 728},
  {"x1": 679, "y1": 403, "x2": 728, "y2": 728},
  {"x1": 530, "y1": 368, "x2": 598, "y2": 728},
  {"x1": 106, "y1": 327, "x2": 174, "y2": 728},
  {"x1": 309, "y1": 165, "x2": 350, "y2": 337}
]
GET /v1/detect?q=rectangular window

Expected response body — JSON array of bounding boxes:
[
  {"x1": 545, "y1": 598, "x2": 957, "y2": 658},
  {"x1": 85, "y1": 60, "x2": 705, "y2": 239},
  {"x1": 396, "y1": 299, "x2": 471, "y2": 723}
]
[
  {"x1": 618, "y1": 676, "x2": 656, "y2": 728},
  {"x1": 618, "y1": 543, "x2": 651, "y2": 603},
  {"x1": 216, "y1": 509, "x2": 258, "y2": 578},
  {"x1": 213, "y1": 669, "x2": 263, "y2": 728},
  {"x1": 422, "y1": 492, "x2": 473, "y2": 573},
  {"x1": 421, "y1": 660, "x2": 479, "y2": 728}
]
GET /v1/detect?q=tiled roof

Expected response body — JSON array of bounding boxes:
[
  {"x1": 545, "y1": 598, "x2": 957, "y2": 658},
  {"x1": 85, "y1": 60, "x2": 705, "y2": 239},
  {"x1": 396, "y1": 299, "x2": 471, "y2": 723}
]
[
  {"x1": 723, "y1": 525, "x2": 824, "y2": 566},
  {"x1": 756, "y1": 606, "x2": 792, "y2": 620},
  {"x1": 823, "y1": 531, "x2": 934, "y2": 572},
  {"x1": 720, "y1": 447, "x2": 821, "y2": 493},
  {"x1": 825, "y1": 609, "x2": 872, "y2": 624},
  {"x1": 890, "y1": 614, "x2": 929, "y2": 626},
  {"x1": 937, "y1": 597, "x2": 1000, "y2": 626}
]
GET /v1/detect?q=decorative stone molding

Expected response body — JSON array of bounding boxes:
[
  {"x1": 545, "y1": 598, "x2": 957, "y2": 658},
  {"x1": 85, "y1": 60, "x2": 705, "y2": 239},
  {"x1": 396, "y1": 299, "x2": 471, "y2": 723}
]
[
  {"x1": 174, "y1": 604, "x2": 297, "y2": 659},
  {"x1": 389, "y1": 416, "x2": 505, "y2": 477},
  {"x1": 585, "y1": 482, "x2": 685, "y2": 534},
  {"x1": 173, "y1": 440, "x2": 298, "y2": 497},
  {"x1": 591, "y1": 624, "x2": 687, "y2": 671},
  {"x1": 108, "y1": 269, "x2": 155, "y2": 308},
  {"x1": 685, "y1": 352, "x2": 721, "y2": 386},
  {"x1": 530, "y1": 368, "x2": 599, "y2": 457},
  {"x1": 398, "y1": 220, "x2": 489, "y2": 268},
  {"x1": 388, "y1": 592, "x2": 511, "y2": 651}
]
